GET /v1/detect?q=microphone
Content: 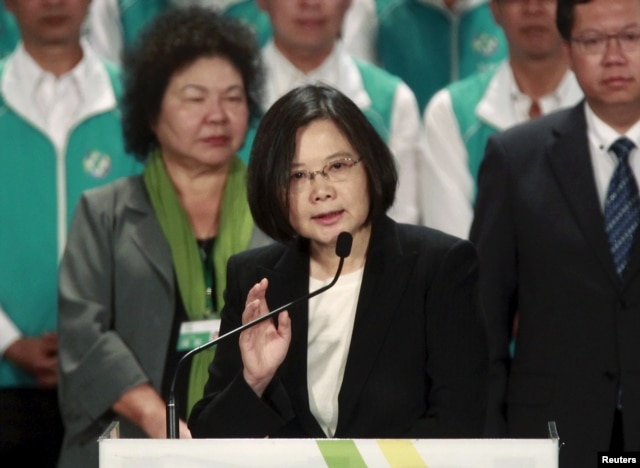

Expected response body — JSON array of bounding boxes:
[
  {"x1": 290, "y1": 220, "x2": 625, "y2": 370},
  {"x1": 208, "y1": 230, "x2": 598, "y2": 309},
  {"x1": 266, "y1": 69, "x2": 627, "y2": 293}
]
[{"x1": 166, "y1": 231, "x2": 353, "y2": 438}]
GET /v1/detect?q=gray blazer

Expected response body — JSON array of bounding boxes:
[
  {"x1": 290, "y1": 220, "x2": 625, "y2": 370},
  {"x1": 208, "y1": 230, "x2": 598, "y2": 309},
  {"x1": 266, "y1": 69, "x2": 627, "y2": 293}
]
[{"x1": 56, "y1": 175, "x2": 270, "y2": 468}]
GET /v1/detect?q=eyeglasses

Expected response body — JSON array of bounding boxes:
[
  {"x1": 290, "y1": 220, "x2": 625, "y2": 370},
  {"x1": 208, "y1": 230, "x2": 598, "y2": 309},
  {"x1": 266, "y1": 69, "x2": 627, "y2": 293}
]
[
  {"x1": 288, "y1": 158, "x2": 361, "y2": 193},
  {"x1": 571, "y1": 29, "x2": 640, "y2": 55}
]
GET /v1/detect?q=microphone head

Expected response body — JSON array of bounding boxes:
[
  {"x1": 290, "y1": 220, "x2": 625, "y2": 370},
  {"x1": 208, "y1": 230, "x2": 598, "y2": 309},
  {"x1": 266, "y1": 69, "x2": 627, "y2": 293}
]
[{"x1": 335, "y1": 232, "x2": 353, "y2": 258}]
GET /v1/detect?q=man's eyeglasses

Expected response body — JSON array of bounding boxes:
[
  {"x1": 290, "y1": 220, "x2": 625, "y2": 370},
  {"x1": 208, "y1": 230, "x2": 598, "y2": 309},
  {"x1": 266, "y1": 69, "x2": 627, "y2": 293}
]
[
  {"x1": 571, "y1": 29, "x2": 640, "y2": 55},
  {"x1": 289, "y1": 158, "x2": 362, "y2": 193}
]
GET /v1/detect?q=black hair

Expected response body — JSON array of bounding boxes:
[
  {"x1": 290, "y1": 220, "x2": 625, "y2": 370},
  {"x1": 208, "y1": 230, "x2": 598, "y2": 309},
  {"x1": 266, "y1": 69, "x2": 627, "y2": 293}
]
[
  {"x1": 247, "y1": 84, "x2": 398, "y2": 243},
  {"x1": 121, "y1": 6, "x2": 263, "y2": 160},
  {"x1": 556, "y1": 0, "x2": 592, "y2": 41}
]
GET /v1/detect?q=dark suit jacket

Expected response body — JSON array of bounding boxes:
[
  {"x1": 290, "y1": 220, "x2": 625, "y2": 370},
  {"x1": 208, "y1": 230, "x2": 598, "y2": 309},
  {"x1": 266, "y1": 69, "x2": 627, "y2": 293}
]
[
  {"x1": 470, "y1": 103, "x2": 640, "y2": 468},
  {"x1": 189, "y1": 216, "x2": 488, "y2": 439}
]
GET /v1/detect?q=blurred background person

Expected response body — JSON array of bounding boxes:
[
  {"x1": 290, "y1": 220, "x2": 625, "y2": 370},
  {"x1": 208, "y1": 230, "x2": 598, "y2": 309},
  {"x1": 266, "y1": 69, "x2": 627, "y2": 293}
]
[
  {"x1": 421, "y1": 0, "x2": 582, "y2": 239},
  {"x1": 223, "y1": 0, "x2": 378, "y2": 62},
  {"x1": 189, "y1": 84, "x2": 488, "y2": 439},
  {"x1": 57, "y1": 7, "x2": 268, "y2": 467},
  {"x1": 252, "y1": 0, "x2": 424, "y2": 225},
  {"x1": 85, "y1": 0, "x2": 381, "y2": 67},
  {"x1": 376, "y1": 0, "x2": 507, "y2": 111},
  {"x1": 0, "y1": 0, "x2": 141, "y2": 465}
]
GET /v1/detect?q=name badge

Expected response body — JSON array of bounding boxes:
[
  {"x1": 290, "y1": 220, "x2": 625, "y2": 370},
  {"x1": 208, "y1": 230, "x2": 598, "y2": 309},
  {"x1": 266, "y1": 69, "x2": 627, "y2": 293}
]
[{"x1": 177, "y1": 319, "x2": 221, "y2": 351}]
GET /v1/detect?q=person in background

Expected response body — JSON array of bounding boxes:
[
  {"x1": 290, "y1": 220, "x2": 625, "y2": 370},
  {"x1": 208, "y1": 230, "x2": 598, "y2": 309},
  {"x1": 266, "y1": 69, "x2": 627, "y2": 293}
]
[
  {"x1": 375, "y1": 0, "x2": 507, "y2": 110},
  {"x1": 0, "y1": 0, "x2": 141, "y2": 466},
  {"x1": 421, "y1": 0, "x2": 582, "y2": 239},
  {"x1": 250, "y1": 0, "x2": 424, "y2": 225},
  {"x1": 471, "y1": 0, "x2": 640, "y2": 465},
  {"x1": 0, "y1": 1, "x2": 19, "y2": 59},
  {"x1": 85, "y1": 0, "x2": 380, "y2": 66},
  {"x1": 223, "y1": 0, "x2": 378, "y2": 62},
  {"x1": 188, "y1": 83, "x2": 488, "y2": 439},
  {"x1": 57, "y1": 7, "x2": 269, "y2": 467}
]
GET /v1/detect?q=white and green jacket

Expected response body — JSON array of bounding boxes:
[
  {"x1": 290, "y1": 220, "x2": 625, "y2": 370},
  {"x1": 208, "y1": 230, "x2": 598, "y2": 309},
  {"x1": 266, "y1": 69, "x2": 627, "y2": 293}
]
[
  {"x1": 377, "y1": 0, "x2": 507, "y2": 110},
  {"x1": 0, "y1": 44, "x2": 142, "y2": 387},
  {"x1": 420, "y1": 61, "x2": 583, "y2": 238}
]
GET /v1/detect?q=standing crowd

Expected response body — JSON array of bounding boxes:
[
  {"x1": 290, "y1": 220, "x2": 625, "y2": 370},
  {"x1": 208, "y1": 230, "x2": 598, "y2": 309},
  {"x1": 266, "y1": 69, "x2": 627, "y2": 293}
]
[{"x1": 0, "y1": 1, "x2": 638, "y2": 468}]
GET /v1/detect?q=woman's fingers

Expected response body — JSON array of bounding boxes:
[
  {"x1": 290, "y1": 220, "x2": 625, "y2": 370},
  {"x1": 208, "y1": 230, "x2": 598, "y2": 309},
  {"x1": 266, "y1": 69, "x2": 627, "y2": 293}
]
[{"x1": 245, "y1": 278, "x2": 268, "y2": 306}]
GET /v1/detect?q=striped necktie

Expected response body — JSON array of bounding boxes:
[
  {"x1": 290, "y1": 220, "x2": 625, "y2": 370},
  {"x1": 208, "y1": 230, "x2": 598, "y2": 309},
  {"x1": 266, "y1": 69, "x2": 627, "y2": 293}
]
[{"x1": 604, "y1": 137, "x2": 640, "y2": 278}]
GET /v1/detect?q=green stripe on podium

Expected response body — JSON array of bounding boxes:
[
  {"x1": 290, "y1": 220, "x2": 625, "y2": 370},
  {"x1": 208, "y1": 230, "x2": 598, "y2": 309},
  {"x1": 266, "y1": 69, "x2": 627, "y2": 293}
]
[{"x1": 317, "y1": 440, "x2": 367, "y2": 467}]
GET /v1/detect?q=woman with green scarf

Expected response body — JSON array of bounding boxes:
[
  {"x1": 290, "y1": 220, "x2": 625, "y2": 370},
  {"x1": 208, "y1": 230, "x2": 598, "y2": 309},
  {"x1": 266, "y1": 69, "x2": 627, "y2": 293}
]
[{"x1": 56, "y1": 7, "x2": 269, "y2": 468}]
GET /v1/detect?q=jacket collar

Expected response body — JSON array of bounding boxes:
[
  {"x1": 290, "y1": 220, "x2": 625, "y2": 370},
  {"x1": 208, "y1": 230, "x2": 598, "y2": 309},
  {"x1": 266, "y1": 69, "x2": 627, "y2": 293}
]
[
  {"x1": 476, "y1": 61, "x2": 583, "y2": 131},
  {"x1": 544, "y1": 103, "x2": 629, "y2": 288},
  {"x1": 1, "y1": 40, "x2": 117, "y2": 141},
  {"x1": 124, "y1": 176, "x2": 174, "y2": 291}
]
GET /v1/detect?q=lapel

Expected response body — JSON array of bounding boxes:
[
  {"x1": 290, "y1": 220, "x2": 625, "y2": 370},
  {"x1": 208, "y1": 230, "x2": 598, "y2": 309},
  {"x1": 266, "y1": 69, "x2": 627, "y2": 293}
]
[
  {"x1": 545, "y1": 103, "x2": 620, "y2": 288},
  {"x1": 259, "y1": 240, "x2": 325, "y2": 436},
  {"x1": 336, "y1": 217, "x2": 418, "y2": 434},
  {"x1": 259, "y1": 221, "x2": 419, "y2": 436},
  {"x1": 127, "y1": 177, "x2": 173, "y2": 291}
]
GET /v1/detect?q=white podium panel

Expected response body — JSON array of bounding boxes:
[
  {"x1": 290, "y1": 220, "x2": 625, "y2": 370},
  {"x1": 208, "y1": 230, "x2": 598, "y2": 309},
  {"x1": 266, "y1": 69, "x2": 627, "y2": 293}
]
[{"x1": 100, "y1": 428, "x2": 558, "y2": 468}]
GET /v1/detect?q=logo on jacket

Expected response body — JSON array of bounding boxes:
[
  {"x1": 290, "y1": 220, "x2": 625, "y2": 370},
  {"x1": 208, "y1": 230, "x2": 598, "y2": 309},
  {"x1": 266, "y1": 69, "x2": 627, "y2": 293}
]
[
  {"x1": 83, "y1": 151, "x2": 112, "y2": 178},
  {"x1": 472, "y1": 33, "x2": 500, "y2": 57}
]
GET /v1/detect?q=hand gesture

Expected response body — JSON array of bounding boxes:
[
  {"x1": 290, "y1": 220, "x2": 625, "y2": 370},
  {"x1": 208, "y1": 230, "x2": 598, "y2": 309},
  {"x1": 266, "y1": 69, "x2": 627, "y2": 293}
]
[{"x1": 239, "y1": 278, "x2": 291, "y2": 397}]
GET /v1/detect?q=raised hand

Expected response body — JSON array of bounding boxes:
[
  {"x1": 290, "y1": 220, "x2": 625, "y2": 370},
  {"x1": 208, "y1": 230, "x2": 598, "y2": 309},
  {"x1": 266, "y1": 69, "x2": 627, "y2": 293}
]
[{"x1": 239, "y1": 278, "x2": 292, "y2": 397}]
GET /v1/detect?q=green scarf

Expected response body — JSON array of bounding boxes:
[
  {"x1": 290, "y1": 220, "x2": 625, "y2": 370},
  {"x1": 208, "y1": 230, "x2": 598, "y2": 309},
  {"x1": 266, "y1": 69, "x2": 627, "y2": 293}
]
[{"x1": 143, "y1": 149, "x2": 253, "y2": 416}]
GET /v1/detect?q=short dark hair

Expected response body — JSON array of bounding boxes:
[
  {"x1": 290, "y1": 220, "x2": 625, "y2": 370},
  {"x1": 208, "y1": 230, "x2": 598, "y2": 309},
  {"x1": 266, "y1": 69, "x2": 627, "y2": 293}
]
[
  {"x1": 247, "y1": 84, "x2": 398, "y2": 243},
  {"x1": 556, "y1": 0, "x2": 591, "y2": 41},
  {"x1": 121, "y1": 6, "x2": 263, "y2": 160}
]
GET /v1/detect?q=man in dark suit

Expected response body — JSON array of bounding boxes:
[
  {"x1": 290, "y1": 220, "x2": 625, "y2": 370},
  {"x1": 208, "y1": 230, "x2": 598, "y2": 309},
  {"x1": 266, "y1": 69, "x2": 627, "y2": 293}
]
[{"x1": 470, "y1": 0, "x2": 640, "y2": 466}]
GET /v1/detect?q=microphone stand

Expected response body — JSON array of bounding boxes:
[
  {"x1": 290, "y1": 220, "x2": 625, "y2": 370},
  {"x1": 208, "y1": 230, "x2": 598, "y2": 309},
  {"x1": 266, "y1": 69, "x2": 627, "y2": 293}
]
[{"x1": 166, "y1": 234, "x2": 351, "y2": 438}]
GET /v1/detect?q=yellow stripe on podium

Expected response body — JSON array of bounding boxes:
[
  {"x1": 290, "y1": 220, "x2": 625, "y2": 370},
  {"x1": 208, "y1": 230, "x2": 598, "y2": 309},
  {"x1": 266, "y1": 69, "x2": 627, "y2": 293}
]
[{"x1": 377, "y1": 439, "x2": 427, "y2": 467}]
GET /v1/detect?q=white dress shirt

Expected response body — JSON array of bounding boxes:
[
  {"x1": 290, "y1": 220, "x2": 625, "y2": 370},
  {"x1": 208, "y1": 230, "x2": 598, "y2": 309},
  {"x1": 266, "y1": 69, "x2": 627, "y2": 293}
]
[
  {"x1": 421, "y1": 60, "x2": 583, "y2": 238},
  {"x1": 307, "y1": 268, "x2": 363, "y2": 437},
  {"x1": 585, "y1": 104, "x2": 640, "y2": 209}
]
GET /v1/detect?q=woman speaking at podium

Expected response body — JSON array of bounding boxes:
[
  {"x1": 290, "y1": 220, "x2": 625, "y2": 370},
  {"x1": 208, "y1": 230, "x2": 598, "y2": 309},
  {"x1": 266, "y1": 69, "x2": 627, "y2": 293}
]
[{"x1": 189, "y1": 84, "x2": 489, "y2": 439}]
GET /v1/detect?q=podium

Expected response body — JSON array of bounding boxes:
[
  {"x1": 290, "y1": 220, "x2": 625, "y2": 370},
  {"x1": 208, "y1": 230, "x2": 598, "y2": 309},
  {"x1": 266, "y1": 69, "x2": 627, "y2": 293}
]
[{"x1": 99, "y1": 422, "x2": 559, "y2": 467}]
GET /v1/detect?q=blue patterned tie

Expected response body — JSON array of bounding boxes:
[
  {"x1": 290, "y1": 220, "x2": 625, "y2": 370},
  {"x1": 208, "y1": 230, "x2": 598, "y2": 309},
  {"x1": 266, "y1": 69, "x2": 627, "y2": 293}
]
[{"x1": 604, "y1": 137, "x2": 640, "y2": 278}]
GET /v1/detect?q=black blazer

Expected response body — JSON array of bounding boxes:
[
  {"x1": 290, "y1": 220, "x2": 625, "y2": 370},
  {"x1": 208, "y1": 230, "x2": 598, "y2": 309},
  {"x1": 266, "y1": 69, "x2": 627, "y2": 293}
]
[
  {"x1": 189, "y1": 216, "x2": 488, "y2": 439},
  {"x1": 471, "y1": 103, "x2": 640, "y2": 468}
]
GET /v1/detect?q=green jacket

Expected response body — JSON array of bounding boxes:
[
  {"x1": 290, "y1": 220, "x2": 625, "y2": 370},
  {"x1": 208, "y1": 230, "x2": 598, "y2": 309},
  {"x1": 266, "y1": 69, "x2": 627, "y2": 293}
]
[{"x1": 377, "y1": 0, "x2": 506, "y2": 110}]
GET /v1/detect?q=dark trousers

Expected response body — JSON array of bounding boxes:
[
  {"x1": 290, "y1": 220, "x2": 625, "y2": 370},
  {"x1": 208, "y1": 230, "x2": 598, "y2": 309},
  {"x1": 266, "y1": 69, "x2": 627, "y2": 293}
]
[{"x1": 0, "y1": 388, "x2": 64, "y2": 467}]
